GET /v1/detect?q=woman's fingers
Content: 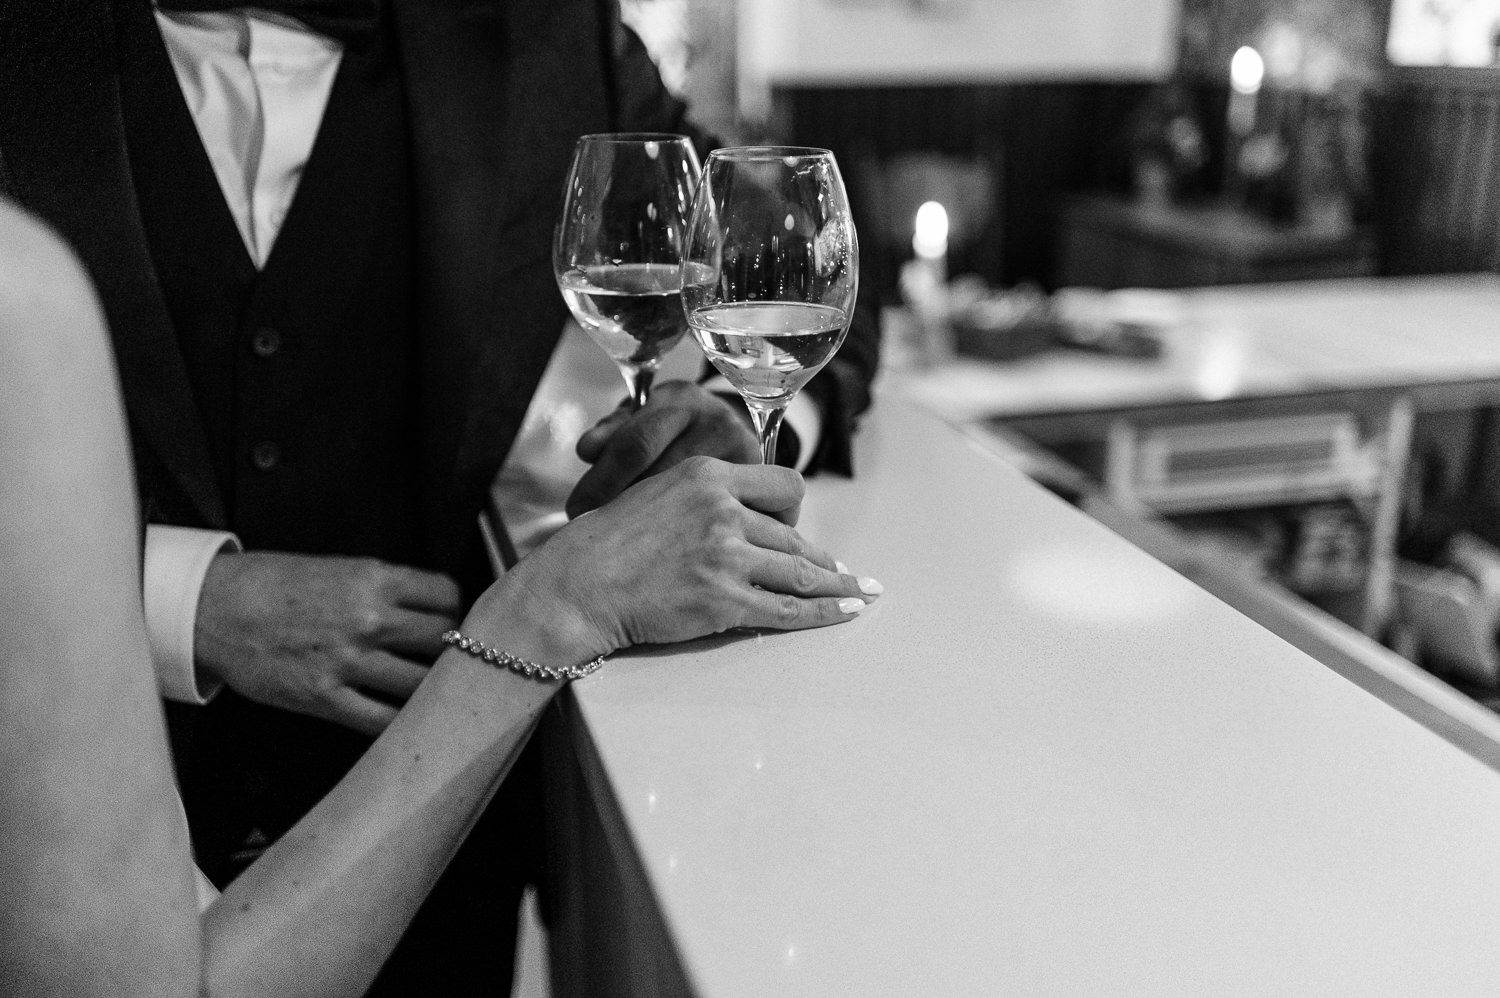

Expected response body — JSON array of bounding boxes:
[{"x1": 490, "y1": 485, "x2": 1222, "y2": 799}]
[
  {"x1": 715, "y1": 460, "x2": 806, "y2": 525},
  {"x1": 740, "y1": 509, "x2": 841, "y2": 573},
  {"x1": 735, "y1": 587, "x2": 870, "y2": 632},
  {"x1": 739, "y1": 506, "x2": 885, "y2": 597},
  {"x1": 741, "y1": 541, "x2": 875, "y2": 598}
]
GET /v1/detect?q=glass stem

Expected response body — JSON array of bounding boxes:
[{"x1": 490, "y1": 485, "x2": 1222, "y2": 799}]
[
  {"x1": 749, "y1": 403, "x2": 788, "y2": 466},
  {"x1": 622, "y1": 365, "x2": 654, "y2": 411}
]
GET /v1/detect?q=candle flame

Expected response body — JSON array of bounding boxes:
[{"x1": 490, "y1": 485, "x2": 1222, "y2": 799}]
[
  {"x1": 913, "y1": 201, "x2": 949, "y2": 259},
  {"x1": 1230, "y1": 46, "x2": 1265, "y2": 94}
]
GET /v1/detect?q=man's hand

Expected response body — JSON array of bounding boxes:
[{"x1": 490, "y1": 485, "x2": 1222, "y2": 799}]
[
  {"x1": 194, "y1": 552, "x2": 461, "y2": 736},
  {"x1": 566, "y1": 380, "x2": 759, "y2": 518}
]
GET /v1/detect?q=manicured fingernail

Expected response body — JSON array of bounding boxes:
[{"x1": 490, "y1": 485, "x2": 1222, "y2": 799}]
[
  {"x1": 836, "y1": 560, "x2": 850, "y2": 574},
  {"x1": 858, "y1": 576, "x2": 884, "y2": 596},
  {"x1": 839, "y1": 597, "x2": 867, "y2": 614}
]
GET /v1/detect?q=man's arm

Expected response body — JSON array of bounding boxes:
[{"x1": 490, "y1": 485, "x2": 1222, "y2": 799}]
[
  {"x1": 191, "y1": 552, "x2": 461, "y2": 736},
  {"x1": 142, "y1": 528, "x2": 461, "y2": 736}
]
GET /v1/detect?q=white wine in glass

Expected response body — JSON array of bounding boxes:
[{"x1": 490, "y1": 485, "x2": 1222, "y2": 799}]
[
  {"x1": 689, "y1": 301, "x2": 848, "y2": 403},
  {"x1": 682, "y1": 147, "x2": 858, "y2": 464},
  {"x1": 554, "y1": 134, "x2": 701, "y2": 409}
]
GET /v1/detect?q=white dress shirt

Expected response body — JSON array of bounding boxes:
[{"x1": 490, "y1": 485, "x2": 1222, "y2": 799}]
[
  {"x1": 145, "y1": 7, "x2": 342, "y2": 704},
  {"x1": 144, "y1": 5, "x2": 823, "y2": 695}
]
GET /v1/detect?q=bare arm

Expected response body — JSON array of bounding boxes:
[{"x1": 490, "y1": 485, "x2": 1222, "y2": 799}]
[
  {"x1": 0, "y1": 207, "x2": 550, "y2": 997},
  {"x1": 0, "y1": 206, "x2": 559, "y2": 997},
  {"x1": 0, "y1": 201, "x2": 201, "y2": 998},
  {"x1": 199, "y1": 454, "x2": 877, "y2": 997}
]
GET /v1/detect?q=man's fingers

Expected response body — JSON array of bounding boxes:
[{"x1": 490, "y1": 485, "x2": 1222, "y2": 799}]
[
  {"x1": 375, "y1": 607, "x2": 459, "y2": 656},
  {"x1": 350, "y1": 651, "x2": 431, "y2": 700},
  {"x1": 323, "y1": 687, "x2": 401, "y2": 737},
  {"x1": 569, "y1": 407, "x2": 695, "y2": 517},
  {"x1": 385, "y1": 565, "x2": 461, "y2": 614},
  {"x1": 575, "y1": 402, "x2": 633, "y2": 462}
]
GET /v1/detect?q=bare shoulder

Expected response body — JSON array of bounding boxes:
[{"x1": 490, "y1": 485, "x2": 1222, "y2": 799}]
[
  {"x1": 0, "y1": 198, "x2": 90, "y2": 294},
  {"x1": 0, "y1": 198, "x2": 111, "y2": 386}
]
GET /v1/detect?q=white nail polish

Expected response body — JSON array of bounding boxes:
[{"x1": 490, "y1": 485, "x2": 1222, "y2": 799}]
[
  {"x1": 839, "y1": 597, "x2": 866, "y2": 614},
  {"x1": 858, "y1": 577, "x2": 884, "y2": 596},
  {"x1": 836, "y1": 560, "x2": 849, "y2": 575}
]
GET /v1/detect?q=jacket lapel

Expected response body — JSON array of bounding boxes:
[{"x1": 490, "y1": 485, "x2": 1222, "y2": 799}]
[
  {"x1": 0, "y1": 0, "x2": 227, "y2": 528},
  {"x1": 393, "y1": 0, "x2": 603, "y2": 569}
]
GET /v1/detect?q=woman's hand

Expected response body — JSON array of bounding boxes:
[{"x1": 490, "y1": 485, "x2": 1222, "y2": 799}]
[{"x1": 471, "y1": 456, "x2": 878, "y2": 668}]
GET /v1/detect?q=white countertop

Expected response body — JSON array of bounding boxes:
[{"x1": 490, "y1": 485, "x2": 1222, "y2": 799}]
[
  {"x1": 900, "y1": 273, "x2": 1500, "y2": 424},
  {"x1": 563, "y1": 393, "x2": 1500, "y2": 997}
]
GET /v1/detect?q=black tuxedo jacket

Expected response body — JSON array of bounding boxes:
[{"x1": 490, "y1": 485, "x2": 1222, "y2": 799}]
[{"x1": 0, "y1": 0, "x2": 878, "y2": 578}]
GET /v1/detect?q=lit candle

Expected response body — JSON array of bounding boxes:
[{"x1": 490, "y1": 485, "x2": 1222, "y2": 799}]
[
  {"x1": 1228, "y1": 45, "x2": 1264, "y2": 139},
  {"x1": 912, "y1": 200, "x2": 949, "y2": 287}
]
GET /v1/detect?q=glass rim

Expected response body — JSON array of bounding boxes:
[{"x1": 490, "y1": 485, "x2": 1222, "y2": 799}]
[
  {"x1": 706, "y1": 145, "x2": 835, "y2": 162},
  {"x1": 575, "y1": 132, "x2": 694, "y2": 145}
]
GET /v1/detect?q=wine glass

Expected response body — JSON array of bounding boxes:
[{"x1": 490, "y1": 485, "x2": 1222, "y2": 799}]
[
  {"x1": 554, "y1": 133, "x2": 701, "y2": 410},
  {"x1": 681, "y1": 146, "x2": 858, "y2": 464}
]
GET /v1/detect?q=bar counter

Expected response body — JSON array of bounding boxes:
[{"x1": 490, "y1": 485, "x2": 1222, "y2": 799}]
[{"x1": 542, "y1": 394, "x2": 1500, "y2": 997}]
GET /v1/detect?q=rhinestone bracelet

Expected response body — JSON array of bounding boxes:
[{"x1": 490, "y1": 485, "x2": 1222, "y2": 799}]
[{"x1": 440, "y1": 629, "x2": 606, "y2": 682}]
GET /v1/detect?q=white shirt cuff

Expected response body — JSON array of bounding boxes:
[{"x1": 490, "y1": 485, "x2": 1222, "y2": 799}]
[
  {"x1": 704, "y1": 376, "x2": 823, "y2": 472},
  {"x1": 144, "y1": 525, "x2": 241, "y2": 705}
]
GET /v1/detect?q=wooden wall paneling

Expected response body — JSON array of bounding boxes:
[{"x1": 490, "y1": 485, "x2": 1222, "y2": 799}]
[
  {"x1": 1373, "y1": 74, "x2": 1500, "y2": 276},
  {"x1": 776, "y1": 81, "x2": 1153, "y2": 295},
  {"x1": 781, "y1": 71, "x2": 1500, "y2": 288}
]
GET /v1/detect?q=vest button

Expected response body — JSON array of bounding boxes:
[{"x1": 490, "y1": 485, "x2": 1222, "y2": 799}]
[
  {"x1": 251, "y1": 441, "x2": 281, "y2": 472},
  {"x1": 251, "y1": 327, "x2": 281, "y2": 358}
]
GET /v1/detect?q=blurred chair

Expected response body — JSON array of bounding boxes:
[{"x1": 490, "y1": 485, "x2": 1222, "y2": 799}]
[
  {"x1": 1101, "y1": 397, "x2": 1414, "y2": 638},
  {"x1": 1395, "y1": 536, "x2": 1500, "y2": 689}
]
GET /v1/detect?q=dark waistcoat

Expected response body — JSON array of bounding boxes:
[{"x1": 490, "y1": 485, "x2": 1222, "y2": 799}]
[
  {"x1": 115, "y1": 0, "x2": 423, "y2": 878},
  {"x1": 119, "y1": 2, "x2": 424, "y2": 566}
]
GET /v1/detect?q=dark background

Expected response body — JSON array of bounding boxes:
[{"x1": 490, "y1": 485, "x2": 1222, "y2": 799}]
[{"x1": 771, "y1": 0, "x2": 1500, "y2": 298}]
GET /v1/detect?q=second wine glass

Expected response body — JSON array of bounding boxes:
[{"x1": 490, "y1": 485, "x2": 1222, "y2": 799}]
[
  {"x1": 682, "y1": 146, "x2": 858, "y2": 464},
  {"x1": 554, "y1": 133, "x2": 702, "y2": 410}
]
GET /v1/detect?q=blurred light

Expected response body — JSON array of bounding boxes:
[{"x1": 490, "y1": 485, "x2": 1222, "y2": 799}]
[
  {"x1": 1230, "y1": 46, "x2": 1265, "y2": 94},
  {"x1": 1004, "y1": 543, "x2": 1191, "y2": 624},
  {"x1": 1193, "y1": 329, "x2": 1248, "y2": 402},
  {"x1": 1261, "y1": 23, "x2": 1304, "y2": 81},
  {"x1": 912, "y1": 200, "x2": 949, "y2": 259}
]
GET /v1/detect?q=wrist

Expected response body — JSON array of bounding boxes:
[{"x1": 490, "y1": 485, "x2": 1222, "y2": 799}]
[
  {"x1": 462, "y1": 570, "x2": 611, "y2": 675},
  {"x1": 441, "y1": 630, "x2": 606, "y2": 682},
  {"x1": 192, "y1": 549, "x2": 242, "y2": 685}
]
